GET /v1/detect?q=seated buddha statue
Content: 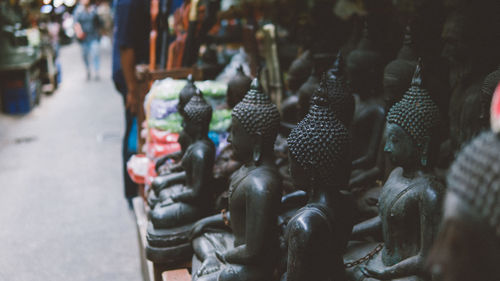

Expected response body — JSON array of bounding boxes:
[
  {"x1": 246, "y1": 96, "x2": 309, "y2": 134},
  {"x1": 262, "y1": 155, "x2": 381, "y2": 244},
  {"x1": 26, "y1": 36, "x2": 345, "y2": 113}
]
[
  {"x1": 427, "y1": 92, "x2": 500, "y2": 281},
  {"x1": 154, "y1": 74, "x2": 197, "y2": 174},
  {"x1": 146, "y1": 89, "x2": 216, "y2": 264},
  {"x1": 344, "y1": 62, "x2": 445, "y2": 281},
  {"x1": 149, "y1": 88, "x2": 216, "y2": 229},
  {"x1": 284, "y1": 79, "x2": 355, "y2": 281},
  {"x1": 189, "y1": 78, "x2": 282, "y2": 281},
  {"x1": 345, "y1": 21, "x2": 386, "y2": 179}
]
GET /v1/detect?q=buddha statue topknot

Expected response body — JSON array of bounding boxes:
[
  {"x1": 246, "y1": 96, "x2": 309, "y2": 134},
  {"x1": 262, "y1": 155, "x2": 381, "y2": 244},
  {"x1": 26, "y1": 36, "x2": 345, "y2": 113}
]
[
  {"x1": 189, "y1": 78, "x2": 282, "y2": 281},
  {"x1": 226, "y1": 65, "x2": 252, "y2": 109},
  {"x1": 178, "y1": 74, "x2": 198, "y2": 116},
  {"x1": 345, "y1": 61, "x2": 444, "y2": 281},
  {"x1": 428, "y1": 90, "x2": 500, "y2": 281},
  {"x1": 284, "y1": 82, "x2": 354, "y2": 281},
  {"x1": 383, "y1": 25, "x2": 418, "y2": 111},
  {"x1": 325, "y1": 53, "x2": 355, "y2": 126}
]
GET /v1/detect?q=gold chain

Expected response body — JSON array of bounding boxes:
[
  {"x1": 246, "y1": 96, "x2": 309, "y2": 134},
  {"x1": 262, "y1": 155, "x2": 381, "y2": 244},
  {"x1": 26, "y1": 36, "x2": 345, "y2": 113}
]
[{"x1": 344, "y1": 243, "x2": 384, "y2": 268}]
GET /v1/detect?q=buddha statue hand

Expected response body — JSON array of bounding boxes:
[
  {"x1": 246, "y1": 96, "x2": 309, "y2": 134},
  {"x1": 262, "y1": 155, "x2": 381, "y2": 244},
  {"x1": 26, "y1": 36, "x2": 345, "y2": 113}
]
[
  {"x1": 151, "y1": 171, "x2": 186, "y2": 194},
  {"x1": 196, "y1": 255, "x2": 222, "y2": 277},
  {"x1": 189, "y1": 213, "x2": 226, "y2": 240},
  {"x1": 360, "y1": 265, "x2": 386, "y2": 279},
  {"x1": 157, "y1": 197, "x2": 174, "y2": 207}
]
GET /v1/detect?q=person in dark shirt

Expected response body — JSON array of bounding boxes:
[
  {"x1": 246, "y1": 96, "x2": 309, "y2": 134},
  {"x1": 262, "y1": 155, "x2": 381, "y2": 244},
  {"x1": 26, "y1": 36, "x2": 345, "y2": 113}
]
[
  {"x1": 112, "y1": 0, "x2": 150, "y2": 207},
  {"x1": 74, "y1": 0, "x2": 101, "y2": 80}
]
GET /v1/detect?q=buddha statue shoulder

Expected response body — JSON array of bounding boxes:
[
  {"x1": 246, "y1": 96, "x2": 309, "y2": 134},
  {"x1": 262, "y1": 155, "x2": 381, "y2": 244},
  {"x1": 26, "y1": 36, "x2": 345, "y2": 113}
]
[
  {"x1": 150, "y1": 89, "x2": 216, "y2": 229},
  {"x1": 189, "y1": 78, "x2": 282, "y2": 281},
  {"x1": 284, "y1": 80, "x2": 355, "y2": 281},
  {"x1": 344, "y1": 61, "x2": 445, "y2": 281},
  {"x1": 428, "y1": 89, "x2": 500, "y2": 281}
]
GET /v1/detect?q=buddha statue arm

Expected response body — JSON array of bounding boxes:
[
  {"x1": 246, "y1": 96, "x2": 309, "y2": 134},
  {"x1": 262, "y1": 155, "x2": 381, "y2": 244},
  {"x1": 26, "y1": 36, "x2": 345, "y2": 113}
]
[
  {"x1": 352, "y1": 111, "x2": 385, "y2": 170},
  {"x1": 223, "y1": 178, "x2": 278, "y2": 264},
  {"x1": 155, "y1": 151, "x2": 183, "y2": 171},
  {"x1": 190, "y1": 213, "x2": 227, "y2": 240},
  {"x1": 363, "y1": 183, "x2": 443, "y2": 279},
  {"x1": 171, "y1": 151, "x2": 211, "y2": 203},
  {"x1": 350, "y1": 216, "x2": 382, "y2": 241},
  {"x1": 151, "y1": 171, "x2": 186, "y2": 193}
]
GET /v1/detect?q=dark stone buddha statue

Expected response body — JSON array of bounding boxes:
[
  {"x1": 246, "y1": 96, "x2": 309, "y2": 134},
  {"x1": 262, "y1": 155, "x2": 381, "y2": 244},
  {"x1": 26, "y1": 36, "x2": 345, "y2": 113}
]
[
  {"x1": 297, "y1": 67, "x2": 321, "y2": 120},
  {"x1": 344, "y1": 62, "x2": 445, "y2": 281},
  {"x1": 346, "y1": 23, "x2": 385, "y2": 182},
  {"x1": 149, "y1": 89, "x2": 216, "y2": 229},
  {"x1": 226, "y1": 65, "x2": 252, "y2": 109},
  {"x1": 427, "y1": 134, "x2": 500, "y2": 281},
  {"x1": 190, "y1": 78, "x2": 282, "y2": 281},
  {"x1": 286, "y1": 50, "x2": 313, "y2": 93},
  {"x1": 154, "y1": 74, "x2": 198, "y2": 174},
  {"x1": 383, "y1": 26, "x2": 418, "y2": 112},
  {"x1": 284, "y1": 79, "x2": 354, "y2": 281},
  {"x1": 427, "y1": 98, "x2": 500, "y2": 281}
]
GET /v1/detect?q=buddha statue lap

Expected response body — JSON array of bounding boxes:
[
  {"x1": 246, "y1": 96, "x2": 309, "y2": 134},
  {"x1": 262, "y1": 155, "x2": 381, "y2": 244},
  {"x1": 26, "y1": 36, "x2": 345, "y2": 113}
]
[
  {"x1": 344, "y1": 62, "x2": 445, "y2": 281},
  {"x1": 146, "y1": 89, "x2": 216, "y2": 264},
  {"x1": 189, "y1": 78, "x2": 283, "y2": 281},
  {"x1": 283, "y1": 79, "x2": 355, "y2": 281},
  {"x1": 427, "y1": 90, "x2": 500, "y2": 281}
]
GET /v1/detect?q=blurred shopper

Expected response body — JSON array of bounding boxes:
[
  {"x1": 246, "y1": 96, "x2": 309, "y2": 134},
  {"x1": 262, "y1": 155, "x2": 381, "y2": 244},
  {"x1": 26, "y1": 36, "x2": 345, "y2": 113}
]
[
  {"x1": 112, "y1": 0, "x2": 150, "y2": 207},
  {"x1": 74, "y1": 0, "x2": 101, "y2": 80}
]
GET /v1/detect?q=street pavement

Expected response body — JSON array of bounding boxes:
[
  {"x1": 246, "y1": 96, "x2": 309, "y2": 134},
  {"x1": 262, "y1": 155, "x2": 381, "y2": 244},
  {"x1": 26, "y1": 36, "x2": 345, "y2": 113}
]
[{"x1": 0, "y1": 42, "x2": 142, "y2": 281}]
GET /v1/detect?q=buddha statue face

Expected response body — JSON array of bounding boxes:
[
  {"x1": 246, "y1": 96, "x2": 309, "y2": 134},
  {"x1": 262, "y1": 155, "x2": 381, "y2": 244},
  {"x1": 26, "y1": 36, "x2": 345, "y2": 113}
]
[
  {"x1": 384, "y1": 123, "x2": 417, "y2": 169},
  {"x1": 229, "y1": 78, "x2": 280, "y2": 164},
  {"x1": 385, "y1": 60, "x2": 441, "y2": 169}
]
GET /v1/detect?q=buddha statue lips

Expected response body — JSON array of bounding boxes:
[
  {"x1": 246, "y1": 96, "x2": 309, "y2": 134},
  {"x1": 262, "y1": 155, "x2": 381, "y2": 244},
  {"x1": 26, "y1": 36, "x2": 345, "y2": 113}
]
[
  {"x1": 285, "y1": 78, "x2": 354, "y2": 281},
  {"x1": 190, "y1": 78, "x2": 282, "y2": 281},
  {"x1": 345, "y1": 60, "x2": 445, "y2": 281}
]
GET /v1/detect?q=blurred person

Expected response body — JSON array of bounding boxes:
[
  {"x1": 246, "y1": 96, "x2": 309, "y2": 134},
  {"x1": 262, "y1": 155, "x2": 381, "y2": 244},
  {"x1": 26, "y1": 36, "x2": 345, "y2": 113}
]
[
  {"x1": 74, "y1": 0, "x2": 101, "y2": 80},
  {"x1": 112, "y1": 0, "x2": 150, "y2": 208}
]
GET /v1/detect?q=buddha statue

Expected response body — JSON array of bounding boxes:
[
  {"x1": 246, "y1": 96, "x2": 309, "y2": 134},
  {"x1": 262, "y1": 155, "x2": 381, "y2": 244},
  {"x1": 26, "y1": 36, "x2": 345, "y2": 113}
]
[
  {"x1": 286, "y1": 50, "x2": 313, "y2": 93},
  {"x1": 154, "y1": 74, "x2": 197, "y2": 173},
  {"x1": 297, "y1": 67, "x2": 321, "y2": 120},
  {"x1": 149, "y1": 88, "x2": 216, "y2": 228},
  {"x1": 284, "y1": 78, "x2": 354, "y2": 281},
  {"x1": 427, "y1": 95, "x2": 500, "y2": 281},
  {"x1": 383, "y1": 26, "x2": 418, "y2": 112},
  {"x1": 189, "y1": 78, "x2": 282, "y2": 281},
  {"x1": 344, "y1": 62, "x2": 445, "y2": 281},
  {"x1": 346, "y1": 22, "x2": 385, "y2": 181},
  {"x1": 226, "y1": 65, "x2": 252, "y2": 109}
]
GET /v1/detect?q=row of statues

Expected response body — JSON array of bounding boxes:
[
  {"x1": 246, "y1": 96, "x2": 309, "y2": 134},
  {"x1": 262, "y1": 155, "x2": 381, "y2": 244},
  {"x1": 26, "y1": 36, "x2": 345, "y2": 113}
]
[
  {"x1": 142, "y1": 49, "x2": 500, "y2": 281},
  {"x1": 140, "y1": 2, "x2": 500, "y2": 278}
]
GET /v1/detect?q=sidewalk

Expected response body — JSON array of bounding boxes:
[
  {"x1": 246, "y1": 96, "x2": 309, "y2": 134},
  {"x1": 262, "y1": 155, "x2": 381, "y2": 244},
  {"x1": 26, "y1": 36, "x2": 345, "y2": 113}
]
[{"x1": 0, "y1": 42, "x2": 141, "y2": 281}]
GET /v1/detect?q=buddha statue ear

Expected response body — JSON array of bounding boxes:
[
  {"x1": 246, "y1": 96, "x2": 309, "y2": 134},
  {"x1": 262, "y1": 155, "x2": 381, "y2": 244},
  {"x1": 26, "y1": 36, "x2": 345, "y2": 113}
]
[
  {"x1": 419, "y1": 135, "x2": 431, "y2": 167},
  {"x1": 252, "y1": 133, "x2": 264, "y2": 164}
]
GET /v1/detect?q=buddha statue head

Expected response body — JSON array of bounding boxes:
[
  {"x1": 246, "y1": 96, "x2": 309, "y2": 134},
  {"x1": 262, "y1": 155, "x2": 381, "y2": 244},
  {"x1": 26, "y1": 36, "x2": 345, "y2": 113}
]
[
  {"x1": 288, "y1": 81, "x2": 351, "y2": 190},
  {"x1": 326, "y1": 53, "x2": 355, "y2": 126},
  {"x1": 229, "y1": 78, "x2": 280, "y2": 164},
  {"x1": 183, "y1": 88, "x2": 212, "y2": 139},
  {"x1": 427, "y1": 92, "x2": 500, "y2": 280},
  {"x1": 227, "y1": 65, "x2": 252, "y2": 108},
  {"x1": 385, "y1": 60, "x2": 441, "y2": 170},
  {"x1": 383, "y1": 25, "x2": 418, "y2": 111},
  {"x1": 178, "y1": 74, "x2": 197, "y2": 117},
  {"x1": 480, "y1": 66, "x2": 500, "y2": 123},
  {"x1": 287, "y1": 50, "x2": 314, "y2": 93},
  {"x1": 346, "y1": 20, "x2": 384, "y2": 98},
  {"x1": 297, "y1": 67, "x2": 321, "y2": 119}
]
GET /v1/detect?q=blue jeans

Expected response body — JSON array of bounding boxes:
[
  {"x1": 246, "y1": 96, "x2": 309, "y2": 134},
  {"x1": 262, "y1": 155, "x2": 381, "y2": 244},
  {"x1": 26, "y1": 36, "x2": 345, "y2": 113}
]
[{"x1": 80, "y1": 39, "x2": 100, "y2": 75}]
